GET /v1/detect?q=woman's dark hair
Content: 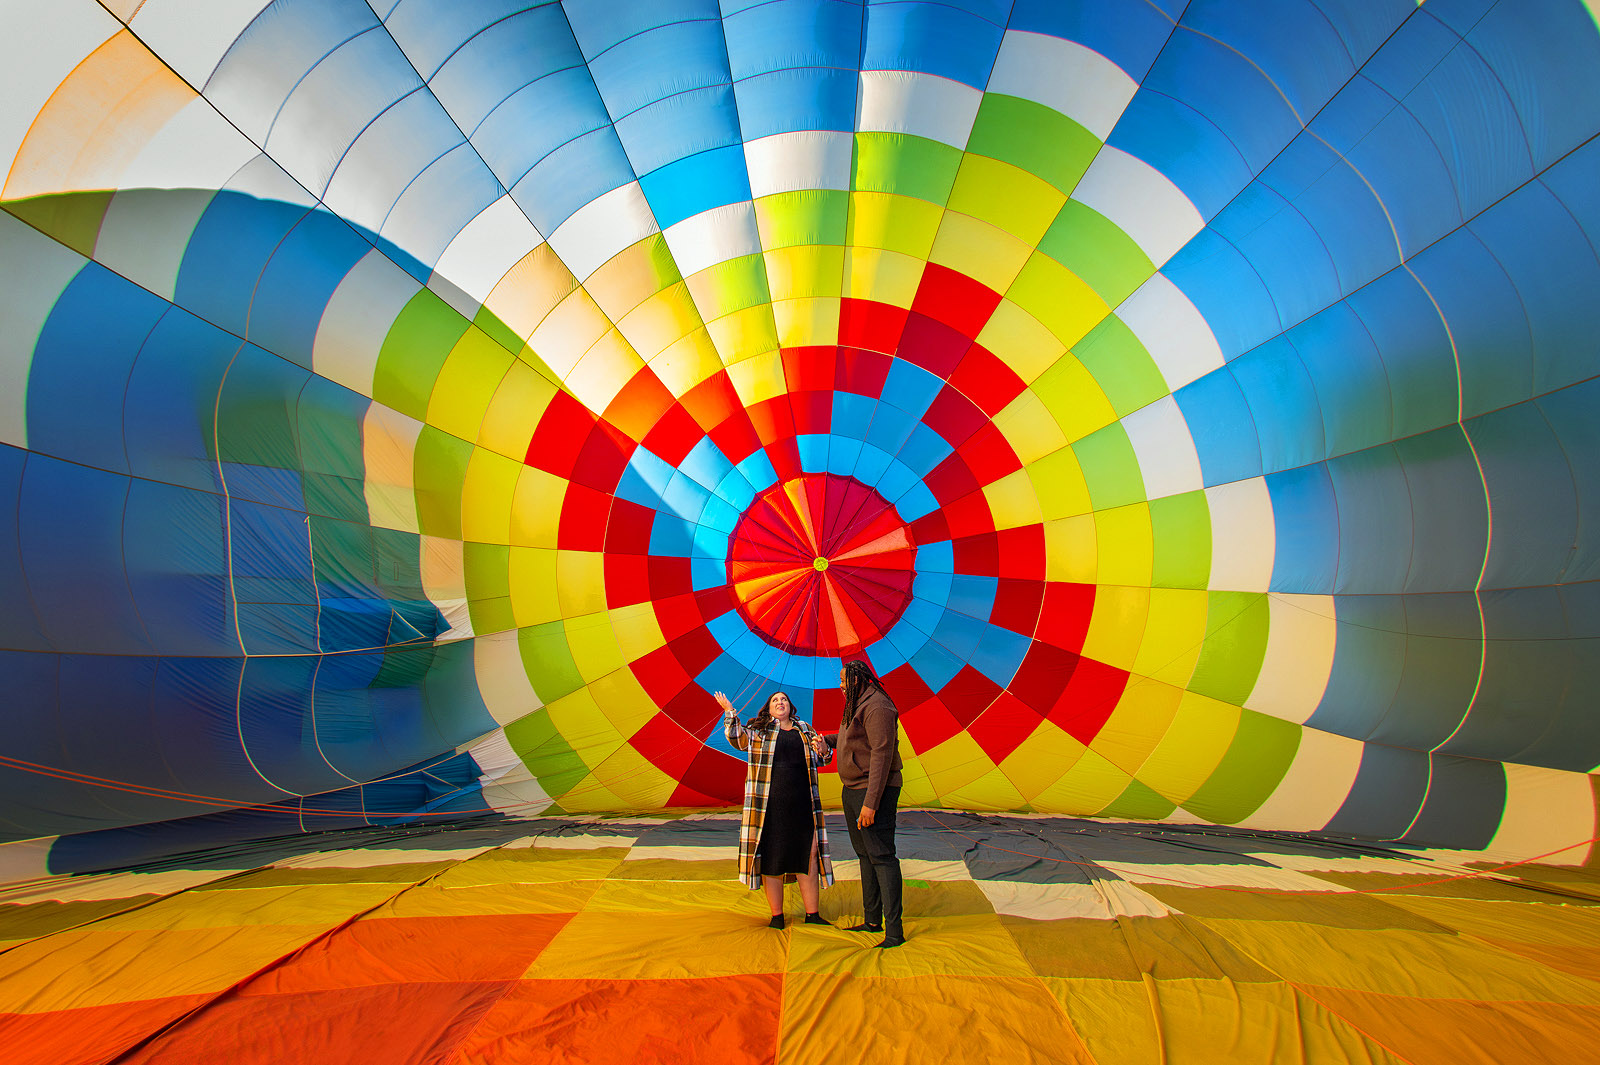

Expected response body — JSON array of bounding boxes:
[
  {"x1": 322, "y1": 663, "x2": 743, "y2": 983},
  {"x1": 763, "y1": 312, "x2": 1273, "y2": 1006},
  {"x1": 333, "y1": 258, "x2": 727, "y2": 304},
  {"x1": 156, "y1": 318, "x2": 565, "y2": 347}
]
[
  {"x1": 840, "y1": 659, "x2": 884, "y2": 729},
  {"x1": 746, "y1": 691, "x2": 801, "y2": 730}
]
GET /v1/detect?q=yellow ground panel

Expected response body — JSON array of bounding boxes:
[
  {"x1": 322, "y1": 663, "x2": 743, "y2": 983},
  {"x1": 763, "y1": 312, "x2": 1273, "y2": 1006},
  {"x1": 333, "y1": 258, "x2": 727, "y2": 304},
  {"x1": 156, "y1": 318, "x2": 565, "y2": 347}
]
[
  {"x1": 586, "y1": 732, "x2": 676, "y2": 809},
  {"x1": 995, "y1": 388, "x2": 1068, "y2": 465},
  {"x1": 725, "y1": 347, "x2": 788, "y2": 406},
  {"x1": 609, "y1": 602, "x2": 667, "y2": 660},
  {"x1": 1043, "y1": 513, "x2": 1098, "y2": 583},
  {"x1": 485, "y1": 243, "x2": 577, "y2": 342},
  {"x1": 646, "y1": 326, "x2": 726, "y2": 396},
  {"x1": 762, "y1": 244, "x2": 845, "y2": 301},
  {"x1": 772, "y1": 296, "x2": 841, "y2": 348},
  {"x1": 1032, "y1": 352, "x2": 1121, "y2": 443},
  {"x1": 563, "y1": 611, "x2": 626, "y2": 679},
  {"x1": 1027, "y1": 448, "x2": 1093, "y2": 520},
  {"x1": 917, "y1": 732, "x2": 996, "y2": 798},
  {"x1": 941, "y1": 765, "x2": 1029, "y2": 812},
  {"x1": 982, "y1": 467, "x2": 1045, "y2": 530},
  {"x1": 1031, "y1": 746, "x2": 1134, "y2": 813},
  {"x1": 457, "y1": 447, "x2": 520, "y2": 545},
  {"x1": 585, "y1": 234, "x2": 679, "y2": 321},
  {"x1": 585, "y1": 668, "x2": 659, "y2": 746},
  {"x1": 976, "y1": 297, "x2": 1067, "y2": 384},
  {"x1": 999, "y1": 720, "x2": 1089, "y2": 802},
  {"x1": 565, "y1": 329, "x2": 644, "y2": 413}
]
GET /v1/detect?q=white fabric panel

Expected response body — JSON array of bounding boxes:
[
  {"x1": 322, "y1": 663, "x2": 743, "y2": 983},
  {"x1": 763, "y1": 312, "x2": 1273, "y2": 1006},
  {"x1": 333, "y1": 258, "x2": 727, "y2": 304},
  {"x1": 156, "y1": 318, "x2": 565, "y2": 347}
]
[
  {"x1": 0, "y1": 213, "x2": 86, "y2": 449},
  {"x1": 1121, "y1": 395, "x2": 1203, "y2": 500},
  {"x1": 224, "y1": 153, "x2": 318, "y2": 208},
  {"x1": 986, "y1": 31, "x2": 1138, "y2": 141},
  {"x1": 1205, "y1": 478, "x2": 1276, "y2": 592},
  {"x1": 479, "y1": 774, "x2": 554, "y2": 816},
  {"x1": 420, "y1": 533, "x2": 472, "y2": 637},
  {"x1": 313, "y1": 248, "x2": 419, "y2": 395},
  {"x1": 547, "y1": 181, "x2": 659, "y2": 281},
  {"x1": 362, "y1": 401, "x2": 424, "y2": 533},
  {"x1": 744, "y1": 131, "x2": 853, "y2": 198},
  {"x1": 131, "y1": 0, "x2": 272, "y2": 86},
  {"x1": 1074, "y1": 146, "x2": 1205, "y2": 268},
  {"x1": 1106, "y1": 860, "x2": 1338, "y2": 892},
  {"x1": 462, "y1": 727, "x2": 525, "y2": 780},
  {"x1": 432, "y1": 194, "x2": 545, "y2": 305},
  {"x1": 1238, "y1": 726, "x2": 1365, "y2": 833},
  {"x1": 1246, "y1": 593, "x2": 1338, "y2": 724},
  {"x1": 855, "y1": 70, "x2": 981, "y2": 148},
  {"x1": 975, "y1": 878, "x2": 1174, "y2": 920},
  {"x1": 1490, "y1": 763, "x2": 1597, "y2": 864},
  {"x1": 117, "y1": 97, "x2": 261, "y2": 192},
  {"x1": 322, "y1": 92, "x2": 461, "y2": 236},
  {"x1": 661, "y1": 200, "x2": 762, "y2": 278},
  {"x1": 1118, "y1": 272, "x2": 1225, "y2": 391},
  {"x1": 0, "y1": 0, "x2": 117, "y2": 184},
  {"x1": 0, "y1": 838, "x2": 55, "y2": 888},
  {"x1": 94, "y1": 187, "x2": 215, "y2": 302},
  {"x1": 474, "y1": 629, "x2": 543, "y2": 727}
]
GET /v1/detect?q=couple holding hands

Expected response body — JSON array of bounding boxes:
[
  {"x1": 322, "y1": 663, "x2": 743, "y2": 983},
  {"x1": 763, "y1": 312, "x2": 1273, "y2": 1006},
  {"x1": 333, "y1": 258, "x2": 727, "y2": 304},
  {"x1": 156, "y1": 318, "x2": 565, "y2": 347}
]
[{"x1": 715, "y1": 659, "x2": 906, "y2": 949}]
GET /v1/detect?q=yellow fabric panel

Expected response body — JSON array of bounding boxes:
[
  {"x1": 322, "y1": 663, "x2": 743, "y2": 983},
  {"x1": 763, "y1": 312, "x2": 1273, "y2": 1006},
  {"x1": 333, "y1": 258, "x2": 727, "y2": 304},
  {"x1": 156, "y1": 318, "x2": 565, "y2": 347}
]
[
  {"x1": 506, "y1": 546, "x2": 559, "y2": 626},
  {"x1": 522, "y1": 910, "x2": 789, "y2": 979},
  {"x1": 617, "y1": 281, "x2": 706, "y2": 367},
  {"x1": 683, "y1": 257, "x2": 767, "y2": 320},
  {"x1": 509, "y1": 466, "x2": 564, "y2": 549},
  {"x1": 563, "y1": 611, "x2": 625, "y2": 679},
  {"x1": 1028, "y1": 448, "x2": 1092, "y2": 520},
  {"x1": 1131, "y1": 586, "x2": 1210, "y2": 686},
  {"x1": 1079, "y1": 583, "x2": 1150, "y2": 671},
  {"x1": 1006, "y1": 252, "x2": 1108, "y2": 349},
  {"x1": 527, "y1": 288, "x2": 613, "y2": 377},
  {"x1": 977, "y1": 298, "x2": 1067, "y2": 384},
  {"x1": 1303, "y1": 986, "x2": 1600, "y2": 1065},
  {"x1": 927, "y1": 210, "x2": 1034, "y2": 294},
  {"x1": 787, "y1": 914, "x2": 1035, "y2": 979},
  {"x1": 427, "y1": 327, "x2": 514, "y2": 442},
  {"x1": 705, "y1": 304, "x2": 781, "y2": 367},
  {"x1": 458, "y1": 447, "x2": 521, "y2": 545},
  {"x1": 585, "y1": 665, "x2": 654, "y2": 735},
  {"x1": 780, "y1": 972, "x2": 1096, "y2": 1065},
  {"x1": 565, "y1": 329, "x2": 643, "y2": 412},
  {"x1": 582, "y1": 879, "x2": 764, "y2": 915},
  {"x1": 430, "y1": 853, "x2": 632, "y2": 891},
  {"x1": 646, "y1": 326, "x2": 725, "y2": 396},
  {"x1": 1093, "y1": 503, "x2": 1154, "y2": 588},
  {"x1": 478, "y1": 360, "x2": 557, "y2": 461},
  {"x1": 609, "y1": 602, "x2": 666, "y2": 660},
  {"x1": 995, "y1": 389, "x2": 1068, "y2": 466},
  {"x1": 1136, "y1": 691, "x2": 1242, "y2": 804},
  {"x1": 1091, "y1": 676, "x2": 1183, "y2": 775},
  {"x1": 4, "y1": 30, "x2": 194, "y2": 200},
  {"x1": 1029, "y1": 746, "x2": 1132, "y2": 813},
  {"x1": 946, "y1": 154, "x2": 1066, "y2": 247},
  {"x1": 982, "y1": 468, "x2": 1044, "y2": 530},
  {"x1": 845, "y1": 191, "x2": 941, "y2": 258},
  {"x1": 841, "y1": 245, "x2": 924, "y2": 304},
  {"x1": 999, "y1": 720, "x2": 1088, "y2": 801},
  {"x1": 555, "y1": 550, "x2": 606, "y2": 616},
  {"x1": 917, "y1": 732, "x2": 995, "y2": 798},
  {"x1": 941, "y1": 765, "x2": 1028, "y2": 812},
  {"x1": 1033, "y1": 353, "x2": 1120, "y2": 443},
  {"x1": 725, "y1": 348, "x2": 788, "y2": 406},
  {"x1": 584, "y1": 235, "x2": 678, "y2": 321},
  {"x1": 771, "y1": 296, "x2": 841, "y2": 348},
  {"x1": 585, "y1": 740, "x2": 675, "y2": 810},
  {"x1": 383, "y1": 881, "x2": 606, "y2": 918},
  {"x1": 484, "y1": 244, "x2": 576, "y2": 344},
  {"x1": 762, "y1": 244, "x2": 844, "y2": 301},
  {"x1": 544, "y1": 689, "x2": 623, "y2": 770},
  {"x1": 1043, "y1": 514, "x2": 1097, "y2": 582}
]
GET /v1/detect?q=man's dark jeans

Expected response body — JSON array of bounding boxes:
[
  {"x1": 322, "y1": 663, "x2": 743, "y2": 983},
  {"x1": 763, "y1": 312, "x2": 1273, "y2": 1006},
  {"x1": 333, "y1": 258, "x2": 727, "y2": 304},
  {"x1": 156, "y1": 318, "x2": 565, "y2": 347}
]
[{"x1": 840, "y1": 783, "x2": 903, "y2": 942}]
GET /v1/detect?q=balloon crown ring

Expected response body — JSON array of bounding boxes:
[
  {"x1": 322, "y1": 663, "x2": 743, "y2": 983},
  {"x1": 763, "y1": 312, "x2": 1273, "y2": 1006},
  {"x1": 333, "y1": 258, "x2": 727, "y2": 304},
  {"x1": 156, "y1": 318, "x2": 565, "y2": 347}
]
[{"x1": 812, "y1": 557, "x2": 829, "y2": 571}]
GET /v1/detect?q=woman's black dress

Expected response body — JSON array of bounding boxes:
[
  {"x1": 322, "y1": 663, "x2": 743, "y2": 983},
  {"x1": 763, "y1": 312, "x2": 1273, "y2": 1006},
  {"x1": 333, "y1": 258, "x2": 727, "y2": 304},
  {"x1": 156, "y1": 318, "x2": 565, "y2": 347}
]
[{"x1": 757, "y1": 727, "x2": 814, "y2": 876}]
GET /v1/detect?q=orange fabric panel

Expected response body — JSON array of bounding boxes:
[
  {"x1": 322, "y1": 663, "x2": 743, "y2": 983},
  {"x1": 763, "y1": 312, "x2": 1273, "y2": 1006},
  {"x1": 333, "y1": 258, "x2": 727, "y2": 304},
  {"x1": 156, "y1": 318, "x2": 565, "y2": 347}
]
[
  {"x1": 0, "y1": 994, "x2": 210, "y2": 1065},
  {"x1": 1302, "y1": 987, "x2": 1600, "y2": 1065},
  {"x1": 445, "y1": 974, "x2": 785, "y2": 1064}
]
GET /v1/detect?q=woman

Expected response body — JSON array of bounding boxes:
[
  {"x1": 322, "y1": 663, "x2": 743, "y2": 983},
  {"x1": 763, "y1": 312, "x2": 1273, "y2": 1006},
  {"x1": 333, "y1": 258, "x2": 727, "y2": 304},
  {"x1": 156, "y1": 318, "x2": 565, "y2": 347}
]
[{"x1": 716, "y1": 689, "x2": 835, "y2": 928}]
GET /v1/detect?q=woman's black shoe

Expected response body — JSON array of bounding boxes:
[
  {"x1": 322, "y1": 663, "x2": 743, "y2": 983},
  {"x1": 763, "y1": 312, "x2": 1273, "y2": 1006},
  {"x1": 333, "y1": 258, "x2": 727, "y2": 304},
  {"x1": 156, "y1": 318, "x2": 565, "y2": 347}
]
[
  {"x1": 874, "y1": 937, "x2": 906, "y2": 949},
  {"x1": 804, "y1": 912, "x2": 831, "y2": 925},
  {"x1": 845, "y1": 922, "x2": 882, "y2": 933},
  {"x1": 768, "y1": 914, "x2": 785, "y2": 929}
]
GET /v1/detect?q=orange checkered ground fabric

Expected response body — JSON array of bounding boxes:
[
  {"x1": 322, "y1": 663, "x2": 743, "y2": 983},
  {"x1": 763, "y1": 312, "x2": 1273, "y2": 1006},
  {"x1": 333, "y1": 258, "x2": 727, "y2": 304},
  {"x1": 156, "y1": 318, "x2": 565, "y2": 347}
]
[{"x1": 3, "y1": 812, "x2": 1598, "y2": 1065}]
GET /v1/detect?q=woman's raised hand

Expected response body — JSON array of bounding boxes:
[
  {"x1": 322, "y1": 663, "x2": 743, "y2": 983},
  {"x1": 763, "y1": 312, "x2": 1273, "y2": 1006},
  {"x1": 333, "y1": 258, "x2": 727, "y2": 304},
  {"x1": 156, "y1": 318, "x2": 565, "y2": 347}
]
[{"x1": 713, "y1": 691, "x2": 734, "y2": 714}]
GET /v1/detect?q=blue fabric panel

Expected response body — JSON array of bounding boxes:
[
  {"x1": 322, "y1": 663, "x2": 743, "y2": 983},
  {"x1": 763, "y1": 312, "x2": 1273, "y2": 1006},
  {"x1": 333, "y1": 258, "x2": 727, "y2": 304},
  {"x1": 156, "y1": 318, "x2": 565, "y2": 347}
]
[
  {"x1": 382, "y1": 142, "x2": 507, "y2": 268},
  {"x1": 723, "y1": 0, "x2": 863, "y2": 80},
  {"x1": 1009, "y1": 0, "x2": 1173, "y2": 80},
  {"x1": 860, "y1": 0, "x2": 1005, "y2": 88},
  {"x1": 429, "y1": 7, "x2": 588, "y2": 134},
  {"x1": 639, "y1": 143, "x2": 753, "y2": 229},
  {"x1": 1367, "y1": 592, "x2": 1483, "y2": 751},
  {"x1": 1266, "y1": 463, "x2": 1339, "y2": 594},
  {"x1": 1470, "y1": 400, "x2": 1579, "y2": 590},
  {"x1": 881, "y1": 358, "x2": 943, "y2": 418},
  {"x1": 1409, "y1": 230, "x2": 1532, "y2": 421},
  {"x1": 1509, "y1": 580, "x2": 1600, "y2": 770},
  {"x1": 510, "y1": 126, "x2": 638, "y2": 233},
  {"x1": 971, "y1": 623, "x2": 1029, "y2": 686},
  {"x1": 1229, "y1": 337, "x2": 1325, "y2": 475},
  {"x1": 0, "y1": 652, "x2": 100, "y2": 838},
  {"x1": 1390, "y1": 427, "x2": 1488, "y2": 593},
  {"x1": 0, "y1": 447, "x2": 48, "y2": 651},
  {"x1": 1406, "y1": 36, "x2": 1533, "y2": 220},
  {"x1": 1324, "y1": 737, "x2": 1429, "y2": 840},
  {"x1": 474, "y1": 67, "x2": 612, "y2": 189},
  {"x1": 27, "y1": 263, "x2": 168, "y2": 474},
  {"x1": 614, "y1": 84, "x2": 743, "y2": 177},
  {"x1": 123, "y1": 481, "x2": 233, "y2": 656},
  {"x1": 1334, "y1": 94, "x2": 1464, "y2": 258},
  {"x1": 1401, "y1": 753, "x2": 1504, "y2": 849},
  {"x1": 1165, "y1": 230, "x2": 1282, "y2": 362},
  {"x1": 249, "y1": 209, "x2": 375, "y2": 369},
  {"x1": 1280, "y1": 0, "x2": 1416, "y2": 71},
  {"x1": 1209, "y1": 183, "x2": 1341, "y2": 340},
  {"x1": 564, "y1": 0, "x2": 722, "y2": 57},
  {"x1": 732, "y1": 67, "x2": 859, "y2": 138},
  {"x1": 122, "y1": 309, "x2": 237, "y2": 493},
  {"x1": 176, "y1": 192, "x2": 310, "y2": 339},
  {"x1": 1108, "y1": 90, "x2": 1253, "y2": 221},
  {"x1": 1470, "y1": 0, "x2": 1600, "y2": 169},
  {"x1": 1173, "y1": 369, "x2": 1263, "y2": 488},
  {"x1": 586, "y1": 19, "x2": 732, "y2": 119},
  {"x1": 1327, "y1": 444, "x2": 1413, "y2": 595},
  {"x1": 214, "y1": 343, "x2": 311, "y2": 510},
  {"x1": 1537, "y1": 380, "x2": 1600, "y2": 584},
  {"x1": 1284, "y1": 303, "x2": 1392, "y2": 459},
  {"x1": 20, "y1": 457, "x2": 152, "y2": 655},
  {"x1": 1343, "y1": 268, "x2": 1457, "y2": 440},
  {"x1": 1445, "y1": 585, "x2": 1576, "y2": 764},
  {"x1": 384, "y1": 0, "x2": 547, "y2": 80}
]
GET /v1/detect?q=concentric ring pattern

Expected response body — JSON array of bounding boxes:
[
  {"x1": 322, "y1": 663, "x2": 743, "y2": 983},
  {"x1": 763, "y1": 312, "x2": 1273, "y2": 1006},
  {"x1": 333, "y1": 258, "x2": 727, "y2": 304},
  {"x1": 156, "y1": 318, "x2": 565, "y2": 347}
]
[{"x1": 2, "y1": 0, "x2": 1599, "y2": 862}]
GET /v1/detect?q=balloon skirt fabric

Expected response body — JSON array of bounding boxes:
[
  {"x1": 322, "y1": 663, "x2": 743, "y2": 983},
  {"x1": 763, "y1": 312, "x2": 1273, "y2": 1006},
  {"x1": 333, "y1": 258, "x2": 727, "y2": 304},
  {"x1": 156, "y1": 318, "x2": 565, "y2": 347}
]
[{"x1": 2, "y1": 814, "x2": 1599, "y2": 1065}]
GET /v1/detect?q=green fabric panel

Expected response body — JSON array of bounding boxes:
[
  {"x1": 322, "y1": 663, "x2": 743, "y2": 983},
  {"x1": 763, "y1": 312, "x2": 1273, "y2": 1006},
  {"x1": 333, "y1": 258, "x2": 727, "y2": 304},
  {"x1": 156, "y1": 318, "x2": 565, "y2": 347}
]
[
  {"x1": 2, "y1": 191, "x2": 114, "y2": 258},
  {"x1": 505, "y1": 707, "x2": 592, "y2": 798},
  {"x1": 473, "y1": 303, "x2": 525, "y2": 355},
  {"x1": 463, "y1": 541, "x2": 511, "y2": 634},
  {"x1": 413, "y1": 426, "x2": 471, "y2": 538},
  {"x1": 1184, "y1": 711, "x2": 1301, "y2": 824},
  {"x1": 307, "y1": 516, "x2": 376, "y2": 594},
  {"x1": 372, "y1": 526, "x2": 428, "y2": 600},
  {"x1": 1149, "y1": 491, "x2": 1212, "y2": 589},
  {"x1": 1038, "y1": 201, "x2": 1155, "y2": 307},
  {"x1": 373, "y1": 289, "x2": 471, "y2": 421},
  {"x1": 297, "y1": 389, "x2": 368, "y2": 524},
  {"x1": 371, "y1": 642, "x2": 437, "y2": 689},
  {"x1": 518, "y1": 622, "x2": 585, "y2": 702},
  {"x1": 758, "y1": 189, "x2": 850, "y2": 248},
  {"x1": 1072, "y1": 423, "x2": 1145, "y2": 510},
  {"x1": 1102, "y1": 778, "x2": 1178, "y2": 820},
  {"x1": 693, "y1": 253, "x2": 771, "y2": 317},
  {"x1": 213, "y1": 353, "x2": 305, "y2": 470},
  {"x1": 1190, "y1": 592, "x2": 1271, "y2": 705},
  {"x1": 965, "y1": 94, "x2": 1100, "y2": 195},
  {"x1": 851, "y1": 133, "x2": 962, "y2": 204},
  {"x1": 1072, "y1": 316, "x2": 1170, "y2": 417}
]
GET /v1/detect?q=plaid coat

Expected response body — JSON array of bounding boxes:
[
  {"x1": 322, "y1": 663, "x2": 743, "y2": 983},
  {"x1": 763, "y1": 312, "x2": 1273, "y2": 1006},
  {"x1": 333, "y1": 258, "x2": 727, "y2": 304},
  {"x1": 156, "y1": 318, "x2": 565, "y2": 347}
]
[{"x1": 724, "y1": 713, "x2": 835, "y2": 890}]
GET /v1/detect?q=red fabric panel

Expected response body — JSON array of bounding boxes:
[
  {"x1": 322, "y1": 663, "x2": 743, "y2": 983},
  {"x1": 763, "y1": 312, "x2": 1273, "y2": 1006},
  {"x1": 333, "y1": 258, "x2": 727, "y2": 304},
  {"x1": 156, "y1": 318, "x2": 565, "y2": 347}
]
[{"x1": 0, "y1": 994, "x2": 210, "y2": 1065}]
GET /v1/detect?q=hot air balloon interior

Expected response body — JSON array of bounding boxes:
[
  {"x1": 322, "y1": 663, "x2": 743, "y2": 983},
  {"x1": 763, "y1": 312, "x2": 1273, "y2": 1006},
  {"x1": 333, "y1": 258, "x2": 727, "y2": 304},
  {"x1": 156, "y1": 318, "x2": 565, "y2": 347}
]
[{"x1": 2, "y1": 1, "x2": 1599, "y2": 1061}]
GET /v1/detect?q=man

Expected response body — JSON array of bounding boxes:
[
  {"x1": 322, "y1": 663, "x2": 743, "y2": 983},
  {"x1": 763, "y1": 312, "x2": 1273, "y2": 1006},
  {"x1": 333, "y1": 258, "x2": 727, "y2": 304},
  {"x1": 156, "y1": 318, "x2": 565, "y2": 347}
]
[{"x1": 815, "y1": 658, "x2": 905, "y2": 947}]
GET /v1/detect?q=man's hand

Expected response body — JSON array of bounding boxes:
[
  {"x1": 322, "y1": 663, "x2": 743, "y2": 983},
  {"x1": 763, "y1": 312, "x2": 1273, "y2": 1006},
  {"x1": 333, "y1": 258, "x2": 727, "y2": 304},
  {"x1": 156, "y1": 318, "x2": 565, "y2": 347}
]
[
  {"x1": 857, "y1": 806, "x2": 876, "y2": 830},
  {"x1": 811, "y1": 735, "x2": 828, "y2": 759}
]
